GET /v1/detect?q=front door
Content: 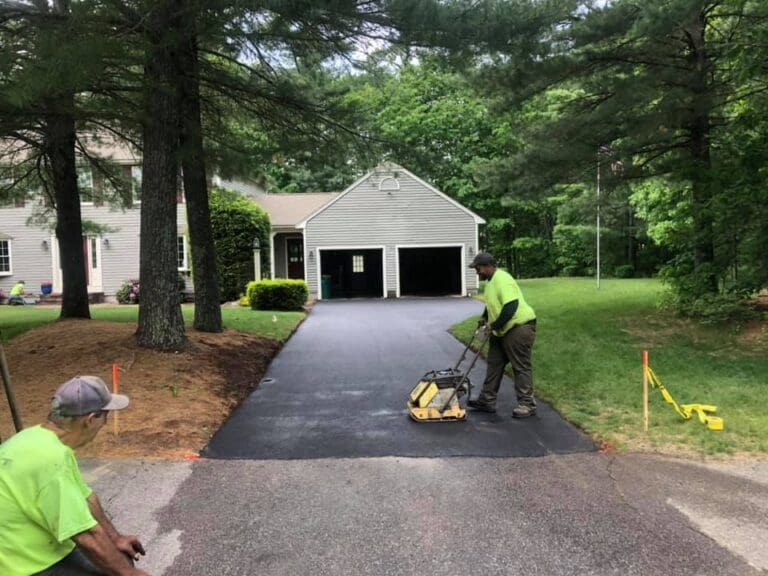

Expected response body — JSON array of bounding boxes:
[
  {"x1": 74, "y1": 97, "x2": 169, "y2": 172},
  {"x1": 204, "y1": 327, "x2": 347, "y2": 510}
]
[
  {"x1": 52, "y1": 236, "x2": 103, "y2": 293},
  {"x1": 287, "y1": 238, "x2": 305, "y2": 279}
]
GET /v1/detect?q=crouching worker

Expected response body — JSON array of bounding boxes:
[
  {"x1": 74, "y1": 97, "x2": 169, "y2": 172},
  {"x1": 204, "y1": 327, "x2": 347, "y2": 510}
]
[{"x1": 0, "y1": 376, "x2": 150, "y2": 576}]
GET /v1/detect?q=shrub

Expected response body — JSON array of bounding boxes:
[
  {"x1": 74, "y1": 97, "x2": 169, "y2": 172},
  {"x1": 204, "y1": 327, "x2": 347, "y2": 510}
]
[
  {"x1": 247, "y1": 279, "x2": 308, "y2": 311},
  {"x1": 117, "y1": 274, "x2": 187, "y2": 304},
  {"x1": 210, "y1": 188, "x2": 271, "y2": 302},
  {"x1": 116, "y1": 279, "x2": 140, "y2": 304},
  {"x1": 614, "y1": 264, "x2": 635, "y2": 278}
]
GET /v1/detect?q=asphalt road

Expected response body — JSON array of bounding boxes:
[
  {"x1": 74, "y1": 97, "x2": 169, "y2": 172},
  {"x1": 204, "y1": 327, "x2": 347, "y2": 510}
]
[
  {"x1": 204, "y1": 298, "x2": 594, "y2": 459},
  {"x1": 74, "y1": 298, "x2": 768, "y2": 575},
  {"x1": 85, "y1": 454, "x2": 768, "y2": 576}
]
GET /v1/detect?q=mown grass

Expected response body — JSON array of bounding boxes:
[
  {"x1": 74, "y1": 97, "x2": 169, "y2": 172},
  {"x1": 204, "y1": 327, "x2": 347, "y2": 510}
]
[
  {"x1": 0, "y1": 304, "x2": 304, "y2": 342},
  {"x1": 452, "y1": 278, "x2": 768, "y2": 456}
]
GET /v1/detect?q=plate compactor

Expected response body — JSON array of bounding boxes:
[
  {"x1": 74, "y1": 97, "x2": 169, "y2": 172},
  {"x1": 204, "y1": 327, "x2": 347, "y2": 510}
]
[{"x1": 407, "y1": 329, "x2": 490, "y2": 422}]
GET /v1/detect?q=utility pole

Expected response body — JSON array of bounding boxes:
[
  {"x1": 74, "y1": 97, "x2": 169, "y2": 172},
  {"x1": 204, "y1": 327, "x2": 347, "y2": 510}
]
[{"x1": 596, "y1": 147, "x2": 601, "y2": 290}]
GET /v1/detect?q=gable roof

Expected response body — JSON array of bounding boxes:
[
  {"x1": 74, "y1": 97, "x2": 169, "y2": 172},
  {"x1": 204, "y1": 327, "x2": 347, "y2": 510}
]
[
  {"x1": 253, "y1": 191, "x2": 339, "y2": 228},
  {"x1": 297, "y1": 163, "x2": 485, "y2": 228}
]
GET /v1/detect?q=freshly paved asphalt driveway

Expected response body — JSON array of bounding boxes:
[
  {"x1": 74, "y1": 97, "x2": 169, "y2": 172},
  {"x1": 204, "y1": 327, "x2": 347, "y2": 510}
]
[{"x1": 204, "y1": 298, "x2": 594, "y2": 459}]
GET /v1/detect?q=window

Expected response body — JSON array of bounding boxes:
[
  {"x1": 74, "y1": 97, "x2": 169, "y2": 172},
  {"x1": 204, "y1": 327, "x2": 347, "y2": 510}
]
[
  {"x1": 177, "y1": 236, "x2": 189, "y2": 271},
  {"x1": 0, "y1": 239, "x2": 11, "y2": 275},
  {"x1": 78, "y1": 167, "x2": 94, "y2": 204},
  {"x1": 353, "y1": 254, "x2": 364, "y2": 273},
  {"x1": 131, "y1": 166, "x2": 142, "y2": 204}
]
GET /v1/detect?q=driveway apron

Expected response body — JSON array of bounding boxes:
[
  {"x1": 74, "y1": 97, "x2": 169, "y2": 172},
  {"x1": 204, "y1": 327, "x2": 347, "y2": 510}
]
[{"x1": 204, "y1": 298, "x2": 594, "y2": 459}]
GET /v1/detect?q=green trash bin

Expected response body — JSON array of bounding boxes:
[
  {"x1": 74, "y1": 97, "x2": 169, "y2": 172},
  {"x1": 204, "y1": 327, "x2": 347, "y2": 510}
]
[{"x1": 321, "y1": 275, "x2": 332, "y2": 299}]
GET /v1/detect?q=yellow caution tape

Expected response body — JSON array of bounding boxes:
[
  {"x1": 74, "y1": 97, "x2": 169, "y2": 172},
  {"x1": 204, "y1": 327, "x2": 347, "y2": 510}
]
[{"x1": 646, "y1": 366, "x2": 724, "y2": 431}]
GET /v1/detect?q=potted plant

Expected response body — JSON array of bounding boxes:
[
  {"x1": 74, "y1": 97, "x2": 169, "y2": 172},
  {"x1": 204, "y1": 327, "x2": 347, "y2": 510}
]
[{"x1": 40, "y1": 281, "x2": 53, "y2": 295}]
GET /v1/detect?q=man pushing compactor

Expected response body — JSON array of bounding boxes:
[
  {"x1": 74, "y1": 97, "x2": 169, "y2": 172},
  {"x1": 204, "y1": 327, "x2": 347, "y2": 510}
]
[{"x1": 468, "y1": 252, "x2": 538, "y2": 418}]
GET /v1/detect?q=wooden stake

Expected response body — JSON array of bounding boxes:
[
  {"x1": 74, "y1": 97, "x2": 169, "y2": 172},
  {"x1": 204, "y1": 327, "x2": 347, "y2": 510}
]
[
  {"x1": 643, "y1": 350, "x2": 649, "y2": 433},
  {"x1": 112, "y1": 363, "x2": 119, "y2": 437},
  {"x1": 0, "y1": 341, "x2": 23, "y2": 433}
]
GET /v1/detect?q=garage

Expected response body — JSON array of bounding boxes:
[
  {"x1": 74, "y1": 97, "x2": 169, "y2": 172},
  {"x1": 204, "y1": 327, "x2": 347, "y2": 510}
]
[
  {"x1": 320, "y1": 249, "x2": 384, "y2": 299},
  {"x1": 398, "y1": 246, "x2": 463, "y2": 297}
]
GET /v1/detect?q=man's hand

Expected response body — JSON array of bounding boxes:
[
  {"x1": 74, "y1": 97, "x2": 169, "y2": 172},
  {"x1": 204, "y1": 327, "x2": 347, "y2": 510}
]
[{"x1": 115, "y1": 534, "x2": 146, "y2": 561}]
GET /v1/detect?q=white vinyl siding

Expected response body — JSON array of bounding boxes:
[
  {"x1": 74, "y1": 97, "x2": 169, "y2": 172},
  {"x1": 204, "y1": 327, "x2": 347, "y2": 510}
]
[{"x1": 303, "y1": 167, "x2": 480, "y2": 298}]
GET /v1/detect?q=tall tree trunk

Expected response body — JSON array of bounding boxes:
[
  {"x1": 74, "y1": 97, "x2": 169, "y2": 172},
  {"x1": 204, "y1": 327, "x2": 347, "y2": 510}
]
[
  {"x1": 178, "y1": 16, "x2": 223, "y2": 332},
  {"x1": 137, "y1": 0, "x2": 186, "y2": 350},
  {"x1": 46, "y1": 112, "x2": 91, "y2": 319},
  {"x1": 686, "y1": 12, "x2": 718, "y2": 295},
  {"x1": 46, "y1": 0, "x2": 90, "y2": 319}
]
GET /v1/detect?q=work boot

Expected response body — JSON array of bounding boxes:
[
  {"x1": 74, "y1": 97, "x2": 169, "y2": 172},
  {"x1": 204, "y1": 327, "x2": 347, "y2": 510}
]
[
  {"x1": 467, "y1": 399, "x2": 497, "y2": 413},
  {"x1": 512, "y1": 405, "x2": 536, "y2": 418}
]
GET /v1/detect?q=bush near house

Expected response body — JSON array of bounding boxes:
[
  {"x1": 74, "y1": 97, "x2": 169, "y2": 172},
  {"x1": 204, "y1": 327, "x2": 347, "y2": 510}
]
[
  {"x1": 210, "y1": 188, "x2": 271, "y2": 302},
  {"x1": 247, "y1": 279, "x2": 308, "y2": 311},
  {"x1": 116, "y1": 275, "x2": 187, "y2": 304}
]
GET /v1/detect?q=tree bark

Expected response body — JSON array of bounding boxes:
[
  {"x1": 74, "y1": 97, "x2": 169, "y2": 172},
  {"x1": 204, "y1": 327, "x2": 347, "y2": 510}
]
[
  {"x1": 136, "y1": 0, "x2": 186, "y2": 350},
  {"x1": 178, "y1": 16, "x2": 223, "y2": 332},
  {"x1": 46, "y1": 113, "x2": 91, "y2": 319},
  {"x1": 686, "y1": 12, "x2": 718, "y2": 294},
  {"x1": 45, "y1": 0, "x2": 90, "y2": 319}
]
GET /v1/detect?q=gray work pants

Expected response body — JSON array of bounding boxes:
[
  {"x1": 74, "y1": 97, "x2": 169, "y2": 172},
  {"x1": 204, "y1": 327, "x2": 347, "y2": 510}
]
[
  {"x1": 478, "y1": 321, "x2": 536, "y2": 407},
  {"x1": 33, "y1": 548, "x2": 134, "y2": 576}
]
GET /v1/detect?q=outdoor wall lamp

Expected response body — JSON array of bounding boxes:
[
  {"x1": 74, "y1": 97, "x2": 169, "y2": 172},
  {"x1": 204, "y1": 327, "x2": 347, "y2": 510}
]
[
  {"x1": 252, "y1": 237, "x2": 260, "y2": 250},
  {"x1": 468, "y1": 246, "x2": 474, "y2": 256},
  {"x1": 103, "y1": 238, "x2": 110, "y2": 247},
  {"x1": 41, "y1": 239, "x2": 48, "y2": 249}
]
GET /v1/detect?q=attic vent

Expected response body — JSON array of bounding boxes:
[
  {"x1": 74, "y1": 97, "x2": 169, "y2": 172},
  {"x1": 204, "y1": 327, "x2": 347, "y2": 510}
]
[{"x1": 379, "y1": 177, "x2": 400, "y2": 193}]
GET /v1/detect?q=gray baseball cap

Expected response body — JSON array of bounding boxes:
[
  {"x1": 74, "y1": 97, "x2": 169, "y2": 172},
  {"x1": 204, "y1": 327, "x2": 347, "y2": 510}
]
[
  {"x1": 52, "y1": 375, "x2": 130, "y2": 417},
  {"x1": 468, "y1": 252, "x2": 496, "y2": 268}
]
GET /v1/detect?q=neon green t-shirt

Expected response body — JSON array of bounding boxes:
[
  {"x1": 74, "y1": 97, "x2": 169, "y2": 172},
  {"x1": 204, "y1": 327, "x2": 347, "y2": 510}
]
[
  {"x1": 0, "y1": 425, "x2": 97, "y2": 576},
  {"x1": 9, "y1": 282, "x2": 24, "y2": 297},
  {"x1": 484, "y1": 268, "x2": 536, "y2": 336}
]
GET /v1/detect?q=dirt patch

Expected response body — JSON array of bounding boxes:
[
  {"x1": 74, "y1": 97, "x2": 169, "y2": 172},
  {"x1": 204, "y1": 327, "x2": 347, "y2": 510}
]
[{"x1": 0, "y1": 320, "x2": 280, "y2": 459}]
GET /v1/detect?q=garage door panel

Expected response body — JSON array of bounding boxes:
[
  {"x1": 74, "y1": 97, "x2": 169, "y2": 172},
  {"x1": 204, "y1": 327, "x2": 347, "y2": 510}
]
[{"x1": 399, "y1": 247, "x2": 462, "y2": 297}]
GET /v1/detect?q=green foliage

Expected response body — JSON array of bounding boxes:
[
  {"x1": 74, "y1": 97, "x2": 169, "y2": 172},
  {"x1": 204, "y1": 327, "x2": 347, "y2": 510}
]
[
  {"x1": 115, "y1": 279, "x2": 140, "y2": 304},
  {"x1": 210, "y1": 188, "x2": 271, "y2": 302},
  {"x1": 510, "y1": 237, "x2": 557, "y2": 278},
  {"x1": 614, "y1": 265, "x2": 635, "y2": 279},
  {"x1": 553, "y1": 225, "x2": 595, "y2": 276},
  {"x1": 247, "y1": 279, "x2": 308, "y2": 311}
]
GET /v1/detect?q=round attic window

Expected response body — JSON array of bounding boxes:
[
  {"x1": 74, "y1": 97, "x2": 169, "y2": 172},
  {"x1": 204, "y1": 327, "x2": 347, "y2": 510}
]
[{"x1": 379, "y1": 176, "x2": 400, "y2": 192}]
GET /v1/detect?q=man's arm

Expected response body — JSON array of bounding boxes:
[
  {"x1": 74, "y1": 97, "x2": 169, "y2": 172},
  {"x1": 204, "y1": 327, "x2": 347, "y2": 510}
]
[
  {"x1": 88, "y1": 493, "x2": 146, "y2": 561},
  {"x1": 72, "y1": 524, "x2": 149, "y2": 576},
  {"x1": 491, "y1": 300, "x2": 518, "y2": 331}
]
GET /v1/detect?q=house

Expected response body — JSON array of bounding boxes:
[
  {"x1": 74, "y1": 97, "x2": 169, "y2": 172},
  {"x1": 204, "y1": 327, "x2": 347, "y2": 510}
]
[
  {"x1": 2, "y1": 153, "x2": 483, "y2": 301},
  {"x1": 222, "y1": 163, "x2": 485, "y2": 299},
  {"x1": 0, "y1": 140, "x2": 190, "y2": 301}
]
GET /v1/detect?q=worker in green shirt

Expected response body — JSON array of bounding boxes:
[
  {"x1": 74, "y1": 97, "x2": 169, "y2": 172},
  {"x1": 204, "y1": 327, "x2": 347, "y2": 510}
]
[
  {"x1": 468, "y1": 252, "x2": 537, "y2": 418},
  {"x1": 0, "y1": 376, "x2": 149, "y2": 576},
  {"x1": 8, "y1": 279, "x2": 26, "y2": 305}
]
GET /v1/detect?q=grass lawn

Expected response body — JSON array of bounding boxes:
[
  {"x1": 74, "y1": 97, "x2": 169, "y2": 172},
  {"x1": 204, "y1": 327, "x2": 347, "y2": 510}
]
[
  {"x1": 452, "y1": 278, "x2": 768, "y2": 456},
  {"x1": 0, "y1": 304, "x2": 304, "y2": 342}
]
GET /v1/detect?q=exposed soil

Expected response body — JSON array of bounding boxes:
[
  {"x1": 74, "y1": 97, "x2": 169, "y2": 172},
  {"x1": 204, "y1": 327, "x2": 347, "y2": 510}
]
[{"x1": 0, "y1": 320, "x2": 280, "y2": 459}]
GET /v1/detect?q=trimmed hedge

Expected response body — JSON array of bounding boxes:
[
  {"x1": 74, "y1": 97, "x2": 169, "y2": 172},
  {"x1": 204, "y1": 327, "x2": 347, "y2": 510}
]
[{"x1": 247, "y1": 279, "x2": 308, "y2": 311}]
